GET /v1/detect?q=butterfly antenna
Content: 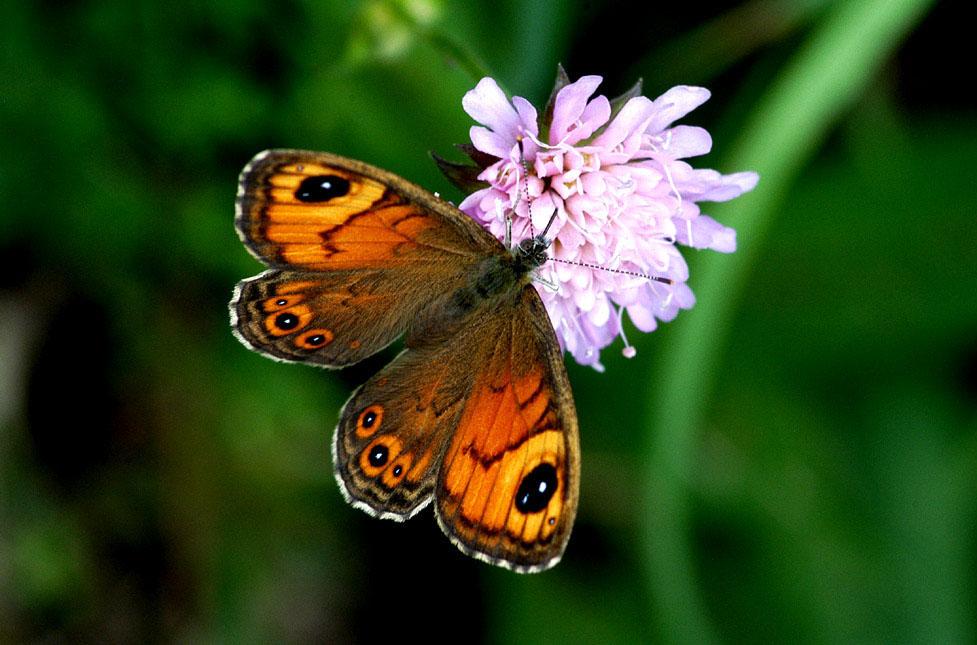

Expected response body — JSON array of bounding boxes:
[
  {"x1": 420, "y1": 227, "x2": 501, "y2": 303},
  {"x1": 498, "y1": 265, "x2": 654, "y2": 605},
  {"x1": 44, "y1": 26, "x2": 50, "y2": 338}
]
[
  {"x1": 515, "y1": 137, "x2": 537, "y2": 240},
  {"x1": 516, "y1": 136, "x2": 664, "y2": 286},
  {"x1": 549, "y1": 257, "x2": 673, "y2": 285},
  {"x1": 539, "y1": 208, "x2": 558, "y2": 240},
  {"x1": 516, "y1": 136, "x2": 563, "y2": 244}
]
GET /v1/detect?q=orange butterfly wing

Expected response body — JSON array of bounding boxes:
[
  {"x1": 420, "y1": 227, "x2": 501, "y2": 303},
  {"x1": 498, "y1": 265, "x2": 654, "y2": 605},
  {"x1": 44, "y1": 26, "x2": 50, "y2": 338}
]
[
  {"x1": 235, "y1": 149, "x2": 498, "y2": 270},
  {"x1": 435, "y1": 288, "x2": 579, "y2": 572},
  {"x1": 334, "y1": 286, "x2": 579, "y2": 571},
  {"x1": 231, "y1": 149, "x2": 502, "y2": 366}
]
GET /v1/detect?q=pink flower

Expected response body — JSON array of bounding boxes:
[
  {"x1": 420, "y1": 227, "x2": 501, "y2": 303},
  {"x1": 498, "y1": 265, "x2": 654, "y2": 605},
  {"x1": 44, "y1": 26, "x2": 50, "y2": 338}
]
[{"x1": 445, "y1": 72, "x2": 758, "y2": 369}]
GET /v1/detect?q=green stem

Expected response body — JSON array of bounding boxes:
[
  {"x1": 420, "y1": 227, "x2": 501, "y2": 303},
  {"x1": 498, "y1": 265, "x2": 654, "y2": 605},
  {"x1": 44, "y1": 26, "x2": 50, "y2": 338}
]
[
  {"x1": 639, "y1": 0, "x2": 937, "y2": 642},
  {"x1": 388, "y1": 1, "x2": 496, "y2": 87},
  {"x1": 628, "y1": 0, "x2": 835, "y2": 86},
  {"x1": 422, "y1": 28, "x2": 496, "y2": 86}
]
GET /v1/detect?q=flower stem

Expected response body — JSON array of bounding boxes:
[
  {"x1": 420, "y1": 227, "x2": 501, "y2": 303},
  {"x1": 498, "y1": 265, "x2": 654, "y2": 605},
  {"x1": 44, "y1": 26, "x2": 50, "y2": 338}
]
[
  {"x1": 422, "y1": 28, "x2": 497, "y2": 86},
  {"x1": 638, "y1": 0, "x2": 937, "y2": 641},
  {"x1": 383, "y1": 1, "x2": 498, "y2": 88}
]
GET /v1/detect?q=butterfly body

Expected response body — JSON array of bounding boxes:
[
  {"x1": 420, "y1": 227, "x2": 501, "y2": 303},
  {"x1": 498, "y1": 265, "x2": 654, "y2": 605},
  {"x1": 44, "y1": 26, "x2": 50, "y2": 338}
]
[
  {"x1": 231, "y1": 150, "x2": 578, "y2": 572},
  {"x1": 417, "y1": 236, "x2": 549, "y2": 339}
]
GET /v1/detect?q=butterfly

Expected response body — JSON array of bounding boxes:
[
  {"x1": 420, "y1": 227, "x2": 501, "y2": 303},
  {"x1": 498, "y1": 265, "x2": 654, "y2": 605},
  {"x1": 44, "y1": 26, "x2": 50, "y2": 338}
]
[{"x1": 229, "y1": 149, "x2": 579, "y2": 572}]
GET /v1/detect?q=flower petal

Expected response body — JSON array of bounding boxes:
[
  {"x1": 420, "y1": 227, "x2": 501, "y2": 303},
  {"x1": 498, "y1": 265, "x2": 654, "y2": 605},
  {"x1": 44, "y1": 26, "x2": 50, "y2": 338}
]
[
  {"x1": 463, "y1": 77, "x2": 521, "y2": 137},
  {"x1": 512, "y1": 96, "x2": 540, "y2": 138},
  {"x1": 657, "y1": 125, "x2": 712, "y2": 158},
  {"x1": 572, "y1": 95, "x2": 611, "y2": 144},
  {"x1": 550, "y1": 75, "x2": 603, "y2": 144},
  {"x1": 469, "y1": 126, "x2": 512, "y2": 158},
  {"x1": 676, "y1": 169, "x2": 759, "y2": 202},
  {"x1": 646, "y1": 86, "x2": 710, "y2": 134},
  {"x1": 591, "y1": 96, "x2": 654, "y2": 151},
  {"x1": 674, "y1": 214, "x2": 737, "y2": 252}
]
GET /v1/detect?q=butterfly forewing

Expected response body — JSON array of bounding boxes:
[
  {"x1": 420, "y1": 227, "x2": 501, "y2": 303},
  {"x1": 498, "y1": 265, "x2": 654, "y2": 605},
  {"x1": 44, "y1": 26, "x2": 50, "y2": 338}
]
[
  {"x1": 235, "y1": 149, "x2": 500, "y2": 270},
  {"x1": 231, "y1": 150, "x2": 501, "y2": 368}
]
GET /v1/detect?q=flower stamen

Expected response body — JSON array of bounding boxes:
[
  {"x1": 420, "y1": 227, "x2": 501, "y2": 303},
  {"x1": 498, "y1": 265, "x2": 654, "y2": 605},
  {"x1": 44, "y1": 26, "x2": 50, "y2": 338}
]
[{"x1": 617, "y1": 305, "x2": 636, "y2": 358}]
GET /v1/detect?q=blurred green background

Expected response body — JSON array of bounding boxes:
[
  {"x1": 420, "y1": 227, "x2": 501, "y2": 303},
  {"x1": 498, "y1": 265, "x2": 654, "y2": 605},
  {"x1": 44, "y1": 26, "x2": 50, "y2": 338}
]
[{"x1": 1, "y1": 0, "x2": 974, "y2": 642}]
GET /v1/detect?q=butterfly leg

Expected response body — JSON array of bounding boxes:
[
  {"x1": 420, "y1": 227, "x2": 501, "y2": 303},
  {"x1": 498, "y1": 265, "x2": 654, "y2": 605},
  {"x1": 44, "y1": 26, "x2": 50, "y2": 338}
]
[{"x1": 531, "y1": 271, "x2": 560, "y2": 292}]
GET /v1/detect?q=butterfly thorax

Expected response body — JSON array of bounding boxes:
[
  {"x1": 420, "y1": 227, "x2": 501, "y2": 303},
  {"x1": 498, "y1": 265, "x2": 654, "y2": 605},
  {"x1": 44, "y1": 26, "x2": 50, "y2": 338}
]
[
  {"x1": 404, "y1": 235, "x2": 550, "y2": 347},
  {"x1": 465, "y1": 235, "x2": 549, "y2": 304}
]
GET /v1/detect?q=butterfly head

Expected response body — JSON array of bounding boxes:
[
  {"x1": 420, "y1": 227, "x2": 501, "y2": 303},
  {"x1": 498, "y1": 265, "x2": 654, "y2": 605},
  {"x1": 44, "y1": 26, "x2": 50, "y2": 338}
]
[{"x1": 513, "y1": 235, "x2": 551, "y2": 275}]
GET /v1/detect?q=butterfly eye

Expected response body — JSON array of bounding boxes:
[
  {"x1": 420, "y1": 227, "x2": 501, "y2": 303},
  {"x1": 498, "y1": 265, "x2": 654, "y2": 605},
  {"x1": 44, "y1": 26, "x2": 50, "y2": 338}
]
[
  {"x1": 515, "y1": 463, "x2": 559, "y2": 514},
  {"x1": 295, "y1": 174, "x2": 350, "y2": 202},
  {"x1": 360, "y1": 436, "x2": 402, "y2": 477},
  {"x1": 355, "y1": 405, "x2": 384, "y2": 438}
]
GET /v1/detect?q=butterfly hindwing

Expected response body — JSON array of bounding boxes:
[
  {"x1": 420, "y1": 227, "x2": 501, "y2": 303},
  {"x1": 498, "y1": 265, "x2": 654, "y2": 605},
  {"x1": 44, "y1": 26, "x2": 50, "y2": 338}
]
[
  {"x1": 232, "y1": 267, "x2": 458, "y2": 367},
  {"x1": 333, "y1": 345, "x2": 470, "y2": 520},
  {"x1": 435, "y1": 287, "x2": 579, "y2": 572},
  {"x1": 333, "y1": 286, "x2": 579, "y2": 571}
]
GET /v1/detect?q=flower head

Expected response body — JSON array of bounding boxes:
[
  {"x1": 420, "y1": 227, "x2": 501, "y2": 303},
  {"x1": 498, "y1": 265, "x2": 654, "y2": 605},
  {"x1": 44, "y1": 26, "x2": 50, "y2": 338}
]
[{"x1": 440, "y1": 70, "x2": 758, "y2": 369}]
